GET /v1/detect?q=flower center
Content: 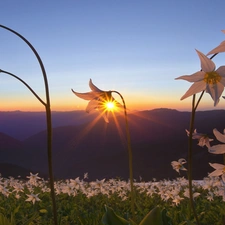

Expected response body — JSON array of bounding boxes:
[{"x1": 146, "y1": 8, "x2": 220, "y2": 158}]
[
  {"x1": 223, "y1": 167, "x2": 225, "y2": 173},
  {"x1": 204, "y1": 71, "x2": 221, "y2": 84}
]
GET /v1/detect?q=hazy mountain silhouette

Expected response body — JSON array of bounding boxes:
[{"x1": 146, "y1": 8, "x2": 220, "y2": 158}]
[
  {"x1": 0, "y1": 111, "x2": 96, "y2": 140},
  {"x1": 0, "y1": 108, "x2": 224, "y2": 181}
]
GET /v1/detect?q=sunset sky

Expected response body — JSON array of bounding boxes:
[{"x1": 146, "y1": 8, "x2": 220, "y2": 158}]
[{"x1": 1, "y1": 1, "x2": 225, "y2": 112}]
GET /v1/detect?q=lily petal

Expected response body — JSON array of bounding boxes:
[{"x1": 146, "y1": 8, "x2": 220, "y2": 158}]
[
  {"x1": 220, "y1": 77, "x2": 225, "y2": 86},
  {"x1": 208, "y1": 169, "x2": 223, "y2": 177},
  {"x1": 101, "y1": 111, "x2": 109, "y2": 123},
  {"x1": 86, "y1": 99, "x2": 99, "y2": 113},
  {"x1": 209, "y1": 144, "x2": 225, "y2": 154},
  {"x1": 175, "y1": 71, "x2": 205, "y2": 82},
  {"x1": 72, "y1": 89, "x2": 98, "y2": 100},
  {"x1": 207, "y1": 42, "x2": 225, "y2": 55},
  {"x1": 180, "y1": 81, "x2": 206, "y2": 100},
  {"x1": 213, "y1": 129, "x2": 225, "y2": 143},
  {"x1": 89, "y1": 79, "x2": 103, "y2": 92},
  {"x1": 209, "y1": 162, "x2": 225, "y2": 170},
  {"x1": 178, "y1": 158, "x2": 187, "y2": 164},
  {"x1": 196, "y1": 49, "x2": 215, "y2": 72},
  {"x1": 216, "y1": 66, "x2": 225, "y2": 77},
  {"x1": 206, "y1": 82, "x2": 224, "y2": 106}
]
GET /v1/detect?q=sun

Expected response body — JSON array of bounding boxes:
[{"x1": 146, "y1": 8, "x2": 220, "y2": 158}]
[{"x1": 105, "y1": 101, "x2": 115, "y2": 111}]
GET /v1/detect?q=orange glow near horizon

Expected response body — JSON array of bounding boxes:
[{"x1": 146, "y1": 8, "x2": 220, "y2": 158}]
[{"x1": 1, "y1": 94, "x2": 225, "y2": 112}]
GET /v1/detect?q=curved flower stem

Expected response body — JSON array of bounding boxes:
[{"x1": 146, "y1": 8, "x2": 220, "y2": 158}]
[
  {"x1": 0, "y1": 69, "x2": 46, "y2": 106},
  {"x1": 112, "y1": 90, "x2": 135, "y2": 220},
  {"x1": 0, "y1": 25, "x2": 58, "y2": 225}
]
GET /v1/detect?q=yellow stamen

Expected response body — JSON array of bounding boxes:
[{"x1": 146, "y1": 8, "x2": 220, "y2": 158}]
[
  {"x1": 223, "y1": 167, "x2": 225, "y2": 173},
  {"x1": 204, "y1": 71, "x2": 221, "y2": 84}
]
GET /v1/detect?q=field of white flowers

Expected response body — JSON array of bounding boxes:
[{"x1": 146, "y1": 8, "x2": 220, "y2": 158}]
[{"x1": 1, "y1": 172, "x2": 225, "y2": 225}]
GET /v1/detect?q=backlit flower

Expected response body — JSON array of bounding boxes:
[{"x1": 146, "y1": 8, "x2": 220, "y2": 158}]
[
  {"x1": 72, "y1": 79, "x2": 121, "y2": 123},
  {"x1": 209, "y1": 128, "x2": 225, "y2": 154},
  {"x1": 171, "y1": 158, "x2": 187, "y2": 174},
  {"x1": 185, "y1": 129, "x2": 213, "y2": 148},
  {"x1": 176, "y1": 49, "x2": 225, "y2": 106}
]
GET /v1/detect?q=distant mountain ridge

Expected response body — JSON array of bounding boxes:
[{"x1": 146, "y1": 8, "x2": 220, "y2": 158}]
[
  {"x1": 0, "y1": 108, "x2": 224, "y2": 181},
  {"x1": 0, "y1": 111, "x2": 96, "y2": 140}
]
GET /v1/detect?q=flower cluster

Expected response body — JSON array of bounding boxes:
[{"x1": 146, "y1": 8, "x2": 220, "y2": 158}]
[{"x1": 1, "y1": 173, "x2": 225, "y2": 206}]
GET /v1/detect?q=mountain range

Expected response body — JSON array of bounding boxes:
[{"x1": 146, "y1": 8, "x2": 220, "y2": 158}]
[{"x1": 0, "y1": 108, "x2": 224, "y2": 181}]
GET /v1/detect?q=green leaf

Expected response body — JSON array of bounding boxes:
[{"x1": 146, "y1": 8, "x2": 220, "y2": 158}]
[
  {"x1": 139, "y1": 206, "x2": 163, "y2": 225},
  {"x1": 161, "y1": 209, "x2": 173, "y2": 225},
  {"x1": 102, "y1": 205, "x2": 130, "y2": 225},
  {"x1": 23, "y1": 212, "x2": 39, "y2": 225},
  {"x1": 13, "y1": 206, "x2": 20, "y2": 215},
  {"x1": 0, "y1": 213, "x2": 13, "y2": 225}
]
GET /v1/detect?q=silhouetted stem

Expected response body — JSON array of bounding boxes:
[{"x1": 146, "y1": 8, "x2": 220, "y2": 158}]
[
  {"x1": 188, "y1": 91, "x2": 204, "y2": 225},
  {"x1": 0, "y1": 25, "x2": 58, "y2": 225},
  {"x1": 0, "y1": 69, "x2": 46, "y2": 106},
  {"x1": 112, "y1": 91, "x2": 135, "y2": 219},
  {"x1": 188, "y1": 94, "x2": 200, "y2": 225},
  {"x1": 194, "y1": 91, "x2": 204, "y2": 111}
]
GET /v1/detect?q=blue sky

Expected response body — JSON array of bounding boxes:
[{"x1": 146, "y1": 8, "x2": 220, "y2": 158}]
[{"x1": 1, "y1": 0, "x2": 225, "y2": 111}]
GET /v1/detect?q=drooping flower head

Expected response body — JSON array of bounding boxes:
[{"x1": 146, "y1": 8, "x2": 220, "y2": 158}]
[
  {"x1": 171, "y1": 158, "x2": 187, "y2": 174},
  {"x1": 185, "y1": 129, "x2": 213, "y2": 149},
  {"x1": 72, "y1": 79, "x2": 121, "y2": 123},
  {"x1": 176, "y1": 49, "x2": 225, "y2": 106}
]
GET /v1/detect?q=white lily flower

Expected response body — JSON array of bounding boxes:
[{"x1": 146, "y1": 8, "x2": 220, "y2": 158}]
[
  {"x1": 172, "y1": 195, "x2": 184, "y2": 206},
  {"x1": 208, "y1": 163, "x2": 225, "y2": 182},
  {"x1": 25, "y1": 193, "x2": 41, "y2": 204},
  {"x1": 176, "y1": 49, "x2": 225, "y2": 106},
  {"x1": 171, "y1": 158, "x2": 187, "y2": 174},
  {"x1": 72, "y1": 79, "x2": 122, "y2": 123},
  {"x1": 209, "y1": 129, "x2": 225, "y2": 154},
  {"x1": 186, "y1": 129, "x2": 213, "y2": 148}
]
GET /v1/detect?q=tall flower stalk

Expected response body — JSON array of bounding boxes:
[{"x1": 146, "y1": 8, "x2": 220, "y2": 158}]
[
  {"x1": 72, "y1": 80, "x2": 135, "y2": 219},
  {"x1": 111, "y1": 90, "x2": 135, "y2": 218},
  {"x1": 187, "y1": 93, "x2": 203, "y2": 225},
  {"x1": 176, "y1": 51, "x2": 219, "y2": 225},
  {"x1": 0, "y1": 25, "x2": 58, "y2": 225}
]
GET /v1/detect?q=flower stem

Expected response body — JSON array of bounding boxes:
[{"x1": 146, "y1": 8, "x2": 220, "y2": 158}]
[
  {"x1": 0, "y1": 69, "x2": 46, "y2": 106},
  {"x1": 188, "y1": 52, "x2": 218, "y2": 224},
  {"x1": 188, "y1": 94, "x2": 202, "y2": 225},
  {"x1": 0, "y1": 24, "x2": 58, "y2": 225},
  {"x1": 112, "y1": 91, "x2": 135, "y2": 220}
]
